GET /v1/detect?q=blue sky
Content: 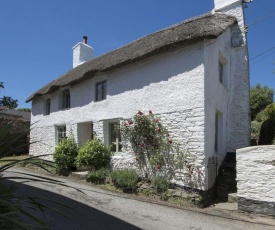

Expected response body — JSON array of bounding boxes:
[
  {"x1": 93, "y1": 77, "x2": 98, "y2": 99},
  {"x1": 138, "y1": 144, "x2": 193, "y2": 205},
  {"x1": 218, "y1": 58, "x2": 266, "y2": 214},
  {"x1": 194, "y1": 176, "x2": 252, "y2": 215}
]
[{"x1": 0, "y1": 0, "x2": 274, "y2": 109}]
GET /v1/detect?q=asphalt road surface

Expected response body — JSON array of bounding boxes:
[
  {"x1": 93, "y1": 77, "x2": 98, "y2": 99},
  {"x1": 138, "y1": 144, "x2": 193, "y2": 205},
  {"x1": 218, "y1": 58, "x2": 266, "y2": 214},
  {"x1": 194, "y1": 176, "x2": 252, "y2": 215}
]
[{"x1": 3, "y1": 168, "x2": 275, "y2": 230}]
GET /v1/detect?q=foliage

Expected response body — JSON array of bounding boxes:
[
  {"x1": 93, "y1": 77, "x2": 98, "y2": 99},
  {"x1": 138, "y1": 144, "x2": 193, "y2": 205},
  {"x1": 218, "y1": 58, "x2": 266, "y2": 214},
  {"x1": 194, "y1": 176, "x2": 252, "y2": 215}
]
[
  {"x1": 0, "y1": 82, "x2": 18, "y2": 109},
  {"x1": 0, "y1": 117, "x2": 30, "y2": 156},
  {"x1": 17, "y1": 108, "x2": 31, "y2": 113},
  {"x1": 0, "y1": 96, "x2": 18, "y2": 109},
  {"x1": 87, "y1": 168, "x2": 110, "y2": 184},
  {"x1": 251, "y1": 121, "x2": 262, "y2": 139},
  {"x1": 110, "y1": 169, "x2": 139, "y2": 191},
  {"x1": 250, "y1": 84, "x2": 274, "y2": 120},
  {"x1": 120, "y1": 110, "x2": 200, "y2": 180},
  {"x1": 258, "y1": 119, "x2": 275, "y2": 145},
  {"x1": 263, "y1": 103, "x2": 275, "y2": 120},
  {"x1": 53, "y1": 133, "x2": 78, "y2": 169},
  {"x1": 76, "y1": 138, "x2": 111, "y2": 169},
  {"x1": 151, "y1": 176, "x2": 170, "y2": 192},
  {"x1": 255, "y1": 110, "x2": 267, "y2": 122},
  {"x1": 0, "y1": 118, "x2": 71, "y2": 229}
]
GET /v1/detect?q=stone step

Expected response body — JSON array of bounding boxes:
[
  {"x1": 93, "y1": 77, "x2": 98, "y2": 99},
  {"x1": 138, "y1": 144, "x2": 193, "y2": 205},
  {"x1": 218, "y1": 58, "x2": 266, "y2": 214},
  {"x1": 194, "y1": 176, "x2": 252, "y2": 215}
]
[
  {"x1": 228, "y1": 193, "x2": 237, "y2": 203},
  {"x1": 70, "y1": 171, "x2": 89, "y2": 180}
]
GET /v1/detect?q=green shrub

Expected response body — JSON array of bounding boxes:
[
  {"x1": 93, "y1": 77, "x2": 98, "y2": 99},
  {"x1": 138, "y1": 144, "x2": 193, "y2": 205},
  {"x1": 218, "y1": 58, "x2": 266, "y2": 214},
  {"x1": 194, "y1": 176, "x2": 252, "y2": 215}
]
[
  {"x1": 255, "y1": 110, "x2": 267, "y2": 122},
  {"x1": 53, "y1": 134, "x2": 78, "y2": 169},
  {"x1": 87, "y1": 168, "x2": 110, "y2": 184},
  {"x1": 151, "y1": 176, "x2": 170, "y2": 192},
  {"x1": 251, "y1": 121, "x2": 262, "y2": 139},
  {"x1": 110, "y1": 169, "x2": 139, "y2": 191},
  {"x1": 264, "y1": 103, "x2": 275, "y2": 120},
  {"x1": 76, "y1": 138, "x2": 111, "y2": 169},
  {"x1": 258, "y1": 119, "x2": 275, "y2": 145}
]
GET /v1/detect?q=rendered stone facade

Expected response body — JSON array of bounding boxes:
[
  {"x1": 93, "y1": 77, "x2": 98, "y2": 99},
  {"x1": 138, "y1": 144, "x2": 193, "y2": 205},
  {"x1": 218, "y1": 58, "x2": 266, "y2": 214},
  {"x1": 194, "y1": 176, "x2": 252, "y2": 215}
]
[
  {"x1": 28, "y1": 0, "x2": 250, "y2": 192},
  {"x1": 237, "y1": 146, "x2": 275, "y2": 215}
]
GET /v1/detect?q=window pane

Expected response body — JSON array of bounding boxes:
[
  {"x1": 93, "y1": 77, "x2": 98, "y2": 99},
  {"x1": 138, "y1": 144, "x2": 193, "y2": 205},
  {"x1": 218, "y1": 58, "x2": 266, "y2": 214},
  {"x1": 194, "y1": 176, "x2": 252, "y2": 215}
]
[
  {"x1": 96, "y1": 81, "x2": 107, "y2": 101},
  {"x1": 219, "y1": 61, "x2": 223, "y2": 83}
]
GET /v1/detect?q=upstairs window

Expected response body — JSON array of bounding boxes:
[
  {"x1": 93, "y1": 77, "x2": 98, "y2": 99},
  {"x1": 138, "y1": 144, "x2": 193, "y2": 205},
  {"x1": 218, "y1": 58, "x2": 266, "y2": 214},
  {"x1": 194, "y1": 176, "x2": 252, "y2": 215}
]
[
  {"x1": 62, "y1": 89, "x2": 70, "y2": 109},
  {"x1": 218, "y1": 60, "x2": 224, "y2": 84},
  {"x1": 45, "y1": 98, "x2": 51, "y2": 115},
  {"x1": 56, "y1": 126, "x2": 66, "y2": 144},
  {"x1": 96, "y1": 81, "x2": 107, "y2": 101}
]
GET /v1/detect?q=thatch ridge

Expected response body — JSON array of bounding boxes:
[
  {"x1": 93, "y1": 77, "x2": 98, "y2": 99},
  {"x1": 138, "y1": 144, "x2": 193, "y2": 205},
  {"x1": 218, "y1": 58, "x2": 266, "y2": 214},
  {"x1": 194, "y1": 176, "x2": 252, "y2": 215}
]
[{"x1": 26, "y1": 13, "x2": 237, "y2": 102}]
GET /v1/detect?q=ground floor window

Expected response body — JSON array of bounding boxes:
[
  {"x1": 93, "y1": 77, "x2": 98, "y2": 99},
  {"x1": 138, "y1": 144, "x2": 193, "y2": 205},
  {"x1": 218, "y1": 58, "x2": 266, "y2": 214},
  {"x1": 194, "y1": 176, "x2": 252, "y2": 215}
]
[
  {"x1": 56, "y1": 126, "x2": 66, "y2": 144},
  {"x1": 109, "y1": 122, "x2": 122, "y2": 153}
]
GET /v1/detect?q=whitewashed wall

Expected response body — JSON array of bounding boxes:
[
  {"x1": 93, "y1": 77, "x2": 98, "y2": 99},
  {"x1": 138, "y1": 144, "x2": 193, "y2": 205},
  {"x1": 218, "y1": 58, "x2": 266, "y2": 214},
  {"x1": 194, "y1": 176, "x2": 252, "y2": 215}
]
[
  {"x1": 237, "y1": 146, "x2": 275, "y2": 215},
  {"x1": 30, "y1": 42, "x2": 206, "y2": 190}
]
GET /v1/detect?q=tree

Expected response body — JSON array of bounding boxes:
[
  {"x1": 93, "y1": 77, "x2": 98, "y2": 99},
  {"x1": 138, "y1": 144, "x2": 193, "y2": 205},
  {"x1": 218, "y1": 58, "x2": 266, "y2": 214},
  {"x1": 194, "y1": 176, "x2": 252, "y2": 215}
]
[
  {"x1": 250, "y1": 84, "x2": 274, "y2": 120},
  {"x1": 0, "y1": 82, "x2": 18, "y2": 109}
]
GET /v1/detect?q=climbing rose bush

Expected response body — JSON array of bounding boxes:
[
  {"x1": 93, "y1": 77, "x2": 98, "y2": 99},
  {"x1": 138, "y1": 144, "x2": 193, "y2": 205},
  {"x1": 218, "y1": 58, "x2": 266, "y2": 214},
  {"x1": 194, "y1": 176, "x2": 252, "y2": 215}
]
[{"x1": 120, "y1": 110, "x2": 201, "y2": 179}]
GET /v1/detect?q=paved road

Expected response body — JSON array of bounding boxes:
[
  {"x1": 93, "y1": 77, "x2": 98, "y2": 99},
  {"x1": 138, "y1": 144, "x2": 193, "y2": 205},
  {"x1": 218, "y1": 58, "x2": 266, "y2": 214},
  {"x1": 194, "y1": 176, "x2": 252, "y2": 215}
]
[{"x1": 3, "y1": 168, "x2": 275, "y2": 230}]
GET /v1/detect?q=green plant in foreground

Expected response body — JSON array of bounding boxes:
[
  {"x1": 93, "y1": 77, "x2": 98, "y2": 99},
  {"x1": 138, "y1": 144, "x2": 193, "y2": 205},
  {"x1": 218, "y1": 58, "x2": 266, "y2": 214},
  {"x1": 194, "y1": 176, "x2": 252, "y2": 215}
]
[
  {"x1": 151, "y1": 176, "x2": 170, "y2": 193},
  {"x1": 110, "y1": 169, "x2": 139, "y2": 192},
  {"x1": 87, "y1": 168, "x2": 110, "y2": 184},
  {"x1": 0, "y1": 118, "x2": 73, "y2": 229},
  {"x1": 53, "y1": 133, "x2": 78, "y2": 169},
  {"x1": 76, "y1": 138, "x2": 111, "y2": 169}
]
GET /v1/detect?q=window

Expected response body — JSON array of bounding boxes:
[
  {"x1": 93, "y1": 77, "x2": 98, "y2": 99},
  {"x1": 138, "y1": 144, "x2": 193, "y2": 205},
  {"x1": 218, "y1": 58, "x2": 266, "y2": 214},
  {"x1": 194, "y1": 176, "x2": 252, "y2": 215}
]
[
  {"x1": 109, "y1": 122, "x2": 122, "y2": 153},
  {"x1": 218, "y1": 60, "x2": 224, "y2": 84},
  {"x1": 57, "y1": 126, "x2": 66, "y2": 144},
  {"x1": 214, "y1": 112, "x2": 222, "y2": 153},
  {"x1": 96, "y1": 81, "x2": 107, "y2": 101},
  {"x1": 62, "y1": 89, "x2": 70, "y2": 109},
  {"x1": 45, "y1": 98, "x2": 51, "y2": 115}
]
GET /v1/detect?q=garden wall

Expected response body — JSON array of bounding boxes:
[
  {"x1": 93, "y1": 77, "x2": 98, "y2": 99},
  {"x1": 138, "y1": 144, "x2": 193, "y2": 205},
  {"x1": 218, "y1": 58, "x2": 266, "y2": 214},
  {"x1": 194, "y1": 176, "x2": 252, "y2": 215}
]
[{"x1": 236, "y1": 146, "x2": 275, "y2": 215}]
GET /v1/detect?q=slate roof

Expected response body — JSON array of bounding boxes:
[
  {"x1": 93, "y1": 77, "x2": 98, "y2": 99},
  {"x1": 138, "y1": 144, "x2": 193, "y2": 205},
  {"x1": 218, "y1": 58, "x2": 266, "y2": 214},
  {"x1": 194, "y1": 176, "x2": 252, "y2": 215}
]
[
  {"x1": 26, "y1": 13, "x2": 237, "y2": 102},
  {"x1": 0, "y1": 106, "x2": 31, "y2": 121}
]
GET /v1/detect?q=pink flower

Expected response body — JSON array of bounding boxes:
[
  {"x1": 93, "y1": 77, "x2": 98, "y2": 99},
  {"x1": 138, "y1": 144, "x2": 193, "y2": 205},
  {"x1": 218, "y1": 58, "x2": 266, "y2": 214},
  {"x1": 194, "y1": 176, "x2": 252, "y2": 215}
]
[
  {"x1": 137, "y1": 111, "x2": 143, "y2": 115},
  {"x1": 169, "y1": 140, "x2": 172, "y2": 144},
  {"x1": 190, "y1": 171, "x2": 193, "y2": 175},
  {"x1": 158, "y1": 128, "x2": 161, "y2": 132},
  {"x1": 155, "y1": 119, "x2": 159, "y2": 123},
  {"x1": 149, "y1": 110, "x2": 153, "y2": 114}
]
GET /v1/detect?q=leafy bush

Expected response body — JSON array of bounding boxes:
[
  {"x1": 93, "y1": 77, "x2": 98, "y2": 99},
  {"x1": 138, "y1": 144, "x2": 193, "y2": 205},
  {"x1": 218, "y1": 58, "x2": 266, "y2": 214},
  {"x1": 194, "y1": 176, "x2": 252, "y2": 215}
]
[
  {"x1": 53, "y1": 134, "x2": 78, "y2": 169},
  {"x1": 110, "y1": 169, "x2": 139, "y2": 191},
  {"x1": 251, "y1": 121, "x2": 262, "y2": 139},
  {"x1": 264, "y1": 103, "x2": 275, "y2": 120},
  {"x1": 255, "y1": 110, "x2": 267, "y2": 122},
  {"x1": 87, "y1": 168, "x2": 110, "y2": 184},
  {"x1": 258, "y1": 119, "x2": 275, "y2": 145},
  {"x1": 151, "y1": 176, "x2": 170, "y2": 192},
  {"x1": 76, "y1": 138, "x2": 111, "y2": 169}
]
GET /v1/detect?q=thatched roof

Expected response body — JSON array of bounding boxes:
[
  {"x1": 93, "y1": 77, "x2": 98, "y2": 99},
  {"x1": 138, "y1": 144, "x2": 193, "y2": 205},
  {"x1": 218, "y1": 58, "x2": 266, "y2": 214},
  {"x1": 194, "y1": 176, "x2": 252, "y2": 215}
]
[{"x1": 26, "y1": 13, "x2": 237, "y2": 102}]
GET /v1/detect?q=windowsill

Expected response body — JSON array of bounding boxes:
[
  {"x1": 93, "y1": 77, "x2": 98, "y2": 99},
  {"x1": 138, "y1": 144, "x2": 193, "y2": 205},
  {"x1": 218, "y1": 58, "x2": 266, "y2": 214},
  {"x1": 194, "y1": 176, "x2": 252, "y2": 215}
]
[
  {"x1": 59, "y1": 108, "x2": 70, "y2": 111},
  {"x1": 95, "y1": 99, "x2": 106, "y2": 102},
  {"x1": 111, "y1": 152, "x2": 125, "y2": 157}
]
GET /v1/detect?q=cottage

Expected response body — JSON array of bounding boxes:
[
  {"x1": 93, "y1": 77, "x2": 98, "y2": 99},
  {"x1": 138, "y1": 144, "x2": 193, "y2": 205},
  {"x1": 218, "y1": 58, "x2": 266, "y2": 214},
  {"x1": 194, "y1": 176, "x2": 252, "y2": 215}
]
[{"x1": 26, "y1": 0, "x2": 250, "y2": 194}]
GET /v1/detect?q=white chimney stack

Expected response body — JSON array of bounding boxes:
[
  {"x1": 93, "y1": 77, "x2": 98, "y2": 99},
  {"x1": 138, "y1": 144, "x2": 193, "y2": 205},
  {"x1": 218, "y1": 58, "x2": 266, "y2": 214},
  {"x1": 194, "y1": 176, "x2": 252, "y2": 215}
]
[{"x1": 72, "y1": 36, "x2": 94, "y2": 68}]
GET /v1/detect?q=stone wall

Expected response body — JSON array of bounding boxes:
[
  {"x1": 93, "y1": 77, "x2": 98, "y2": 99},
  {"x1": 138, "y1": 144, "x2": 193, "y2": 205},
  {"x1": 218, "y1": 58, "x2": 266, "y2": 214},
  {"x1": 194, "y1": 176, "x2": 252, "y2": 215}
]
[{"x1": 237, "y1": 146, "x2": 275, "y2": 215}]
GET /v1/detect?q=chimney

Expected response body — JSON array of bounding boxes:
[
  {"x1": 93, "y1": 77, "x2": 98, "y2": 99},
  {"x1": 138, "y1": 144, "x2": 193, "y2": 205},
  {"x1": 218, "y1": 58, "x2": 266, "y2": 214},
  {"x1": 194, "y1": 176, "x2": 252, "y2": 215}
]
[
  {"x1": 213, "y1": 0, "x2": 251, "y2": 45},
  {"x1": 72, "y1": 36, "x2": 94, "y2": 68},
  {"x1": 83, "y1": 36, "x2": 88, "y2": 44}
]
